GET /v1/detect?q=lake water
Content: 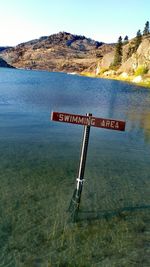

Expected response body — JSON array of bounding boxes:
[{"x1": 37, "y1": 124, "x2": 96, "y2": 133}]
[
  {"x1": 0, "y1": 68, "x2": 150, "y2": 266},
  {"x1": 0, "y1": 67, "x2": 150, "y2": 205}
]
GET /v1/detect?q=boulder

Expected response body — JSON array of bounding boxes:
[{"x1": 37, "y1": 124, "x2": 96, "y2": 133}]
[{"x1": 132, "y1": 75, "x2": 143, "y2": 83}]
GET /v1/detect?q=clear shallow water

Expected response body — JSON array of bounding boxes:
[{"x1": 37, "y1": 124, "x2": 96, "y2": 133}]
[{"x1": 0, "y1": 68, "x2": 150, "y2": 265}]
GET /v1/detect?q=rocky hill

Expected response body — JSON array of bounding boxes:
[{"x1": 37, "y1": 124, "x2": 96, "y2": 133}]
[
  {"x1": 120, "y1": 35, "x2": 150, "y2": 73},
  {"x1": 84, "y1": 34, "x2": 150, "y2": 87},
  {"x1": 0, "y1": 32, "x2": 113, "y2": 73},
  {"x1": 0, "y1": 32, "x2": 149, "y2": 86}
]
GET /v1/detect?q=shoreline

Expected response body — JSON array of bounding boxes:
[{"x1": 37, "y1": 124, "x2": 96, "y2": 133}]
[
  {"x1": 2, "y1": 66, "x2": 150, "y2": 89},
  {"x1": 81, "y1": 72, "x2": 150, "y2": 89}
]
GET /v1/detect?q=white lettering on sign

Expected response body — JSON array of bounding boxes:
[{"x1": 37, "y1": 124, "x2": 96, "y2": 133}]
[
  {"x1": 72, "y1": 115, "x2": 77, "y2": 123},
  {"x1": 59, "y1": 114, "x2": 64, "y2": 122},
  {"x1": 106, "y1": 120, "x2": 110, "y2": 127},
  {"x1": 64, "y1": 115, "x2": 70, "y2": 122},
  {"x1": 99, "y1": 119, "x2": 119, "y2": 129},
  {"x1": 58, "y1": 114, "x2": 121, "y2": 129},
  {"x1": 115, "y1": 122, "x2": 119, "y2": 128},
  {"x1": 51, "y1": 111, "x2": 126, "y2": 131},
  {"x1": 91, "y1": 118, "x2": 96, "y2": 126},
  {"x1": 78, "y1": 117, "x2": 84, "y2": 124},
  {"x1": 110, "y1": 121, "x2": 115, "y2": 128},
  {"x1": 101, "y1": 120, "x2": 105, "y2": 127},
  {"x1": 58, "y1": 113, "x2": 96, "y2": 126}
]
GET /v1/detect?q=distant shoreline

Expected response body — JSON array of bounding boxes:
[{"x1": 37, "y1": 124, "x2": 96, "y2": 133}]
[
  {"x1": 81, "y1": 72, "x2": 150, "y2": 89},
  {"x1": 1, "y1": 66, "x2": 150, "y2": 89}
]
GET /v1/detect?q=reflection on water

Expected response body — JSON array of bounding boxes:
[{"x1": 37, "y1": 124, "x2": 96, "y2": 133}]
[
  {"x1": 128, "y1": 110, "x2": 150, "y2": 143},
  {"x1": 142, "y1": 112, "x2": 150, "y2": 143}
]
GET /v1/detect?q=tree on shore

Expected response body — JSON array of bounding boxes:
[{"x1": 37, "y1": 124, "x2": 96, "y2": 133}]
[
  {"x1": 124, "y1": 35, "x2": 129, "y2": 44},
  {"x1": 143, "y1": 21, "x2": 149, "y2": 35},
  {"x1": 135, "y1": 29, "x2": 142, "y2": 50},
  {"x1": 112, "y1": 36, "x2": 123, "y2": 66}
]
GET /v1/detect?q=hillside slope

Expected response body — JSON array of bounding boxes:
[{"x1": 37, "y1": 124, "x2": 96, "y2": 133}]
[
  {"x1": 91, "y1": 35, "x2": 150, "y2": 86},
  {"x1": 0, "y1": 32, "x2": 113, "y2": 73}
]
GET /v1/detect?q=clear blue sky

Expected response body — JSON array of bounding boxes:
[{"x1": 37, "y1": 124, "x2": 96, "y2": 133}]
[{"x1": 0, "y1": 0, "x2": 149, "y2": 46}]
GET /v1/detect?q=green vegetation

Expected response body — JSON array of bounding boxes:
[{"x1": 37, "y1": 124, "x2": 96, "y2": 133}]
[
  {"x1": 123, "y1": 35, "x2": 129, "y2": 44},
  {"x1": 134, "y1": 30, "x2": 142, "y2": 51},
  {"x1": 136, "y1": 79, "x2": 150, "y2": 88},
  {"x1": 99, "y1": 67, "x2": 109, "y2": 74},
  {"x1": 135, "y1": 65, "x2": 149, "y2": 76},
  {"x1": 112, "y1": 36, "x2": 123, "y2": 67},
  {"x1": 111, "y1": 20, "x2": 150, "y2": 69},
  {"x1": 104, "y1": 20, "x2": 150, "y2": 88},
  {"x1": 143, "y1": 21, "x2": 150, "y2": 35}
]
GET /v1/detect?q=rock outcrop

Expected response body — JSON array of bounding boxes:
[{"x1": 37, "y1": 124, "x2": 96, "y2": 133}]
[
  {"x1": 92, "y1": 34, "x2": 150, "y2": 87},
  {"x1": 119, "y1": 36, "x2": 150, "y2": 73}
]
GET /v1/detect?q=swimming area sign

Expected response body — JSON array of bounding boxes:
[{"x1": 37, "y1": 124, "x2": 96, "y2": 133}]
[{"x1": 51, "y1": 111, "x2": 126, "y2": 131}]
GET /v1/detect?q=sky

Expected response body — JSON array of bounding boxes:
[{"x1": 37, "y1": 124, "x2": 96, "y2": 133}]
[{"x1": 0, "y1": 0, "x2": 149, "y2": 46}]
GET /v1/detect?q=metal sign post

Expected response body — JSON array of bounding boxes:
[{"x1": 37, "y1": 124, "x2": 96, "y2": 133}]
[
  {"x1": 68, "y1": 113, "x2": 91, "y2": 221},
  {"x1": 51, "y1": 111, "x2": 126, "y2": 222}
]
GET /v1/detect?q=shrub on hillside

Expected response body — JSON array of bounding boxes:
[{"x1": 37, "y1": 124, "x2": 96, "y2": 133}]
[
  {"x1": 100, "y1": 67, "x2": 109, "y2": 74},
  {"x1": 135, "y1": 65, "x2": 148, "y2": 76}
]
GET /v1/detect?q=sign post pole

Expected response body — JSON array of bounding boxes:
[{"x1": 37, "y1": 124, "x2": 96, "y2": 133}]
[{"x1": 68, "y1": 113, "x2": 92, "y2": 221}]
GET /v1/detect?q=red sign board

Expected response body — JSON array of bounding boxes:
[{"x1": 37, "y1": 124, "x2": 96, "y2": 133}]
[{"x1": 51, "y1": 111, "x2": 126, "y2": 131}]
